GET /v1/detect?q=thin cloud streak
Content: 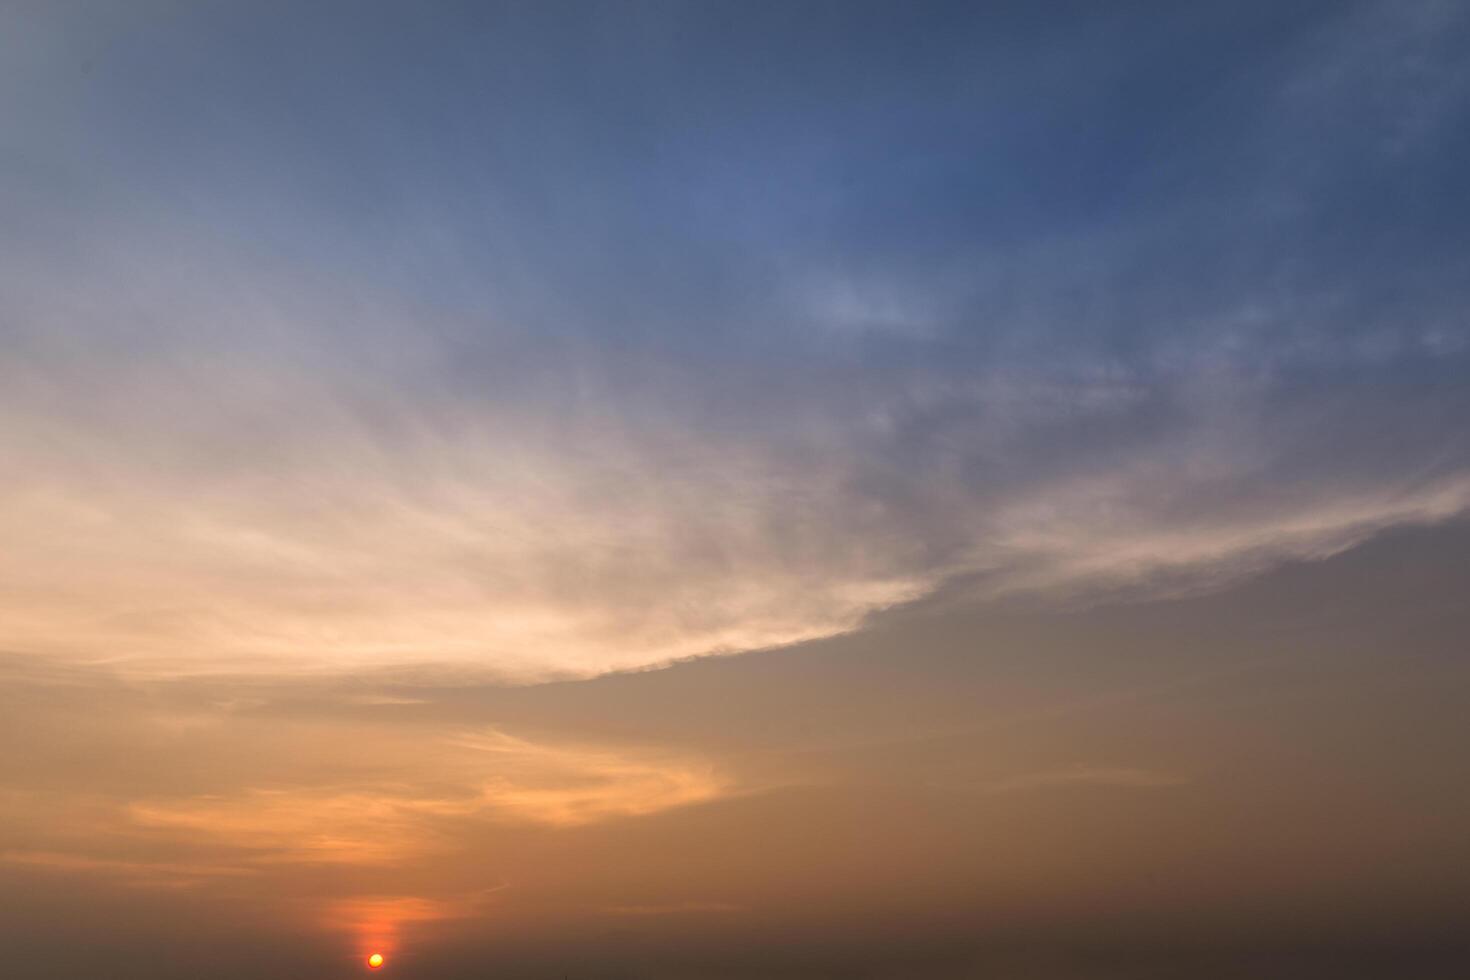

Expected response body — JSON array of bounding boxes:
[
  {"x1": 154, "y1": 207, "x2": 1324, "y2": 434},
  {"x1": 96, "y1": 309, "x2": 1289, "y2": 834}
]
[
  {"x1": 981, "y1": 766, "x2": 1189, "y2": 797},
  {"x1": 0, "y1": 849, "x2": 261, "y2": 885}
]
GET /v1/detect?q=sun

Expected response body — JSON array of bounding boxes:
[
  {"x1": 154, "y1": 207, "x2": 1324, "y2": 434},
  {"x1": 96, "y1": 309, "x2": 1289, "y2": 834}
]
[{"x1": 367, "y1": 952, "x2": 385, "y2": 969}]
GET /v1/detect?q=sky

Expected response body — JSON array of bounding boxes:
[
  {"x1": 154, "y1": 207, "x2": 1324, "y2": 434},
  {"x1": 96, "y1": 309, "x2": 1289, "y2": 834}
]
[{"x1": 1, "y1": 1, "x2": 1469, "y2": 977}]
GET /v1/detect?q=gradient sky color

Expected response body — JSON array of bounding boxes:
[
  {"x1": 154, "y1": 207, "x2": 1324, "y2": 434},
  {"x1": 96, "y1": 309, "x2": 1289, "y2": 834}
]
[{"x1": 2, "y1": 2, "x2": 1469, "y2": 977}]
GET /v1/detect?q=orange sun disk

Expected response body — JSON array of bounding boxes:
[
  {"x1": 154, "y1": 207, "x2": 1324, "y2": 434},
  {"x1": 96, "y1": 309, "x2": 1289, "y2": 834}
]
[{"x1": 367, "y1": 952, "x2": 385, "y2": 969}]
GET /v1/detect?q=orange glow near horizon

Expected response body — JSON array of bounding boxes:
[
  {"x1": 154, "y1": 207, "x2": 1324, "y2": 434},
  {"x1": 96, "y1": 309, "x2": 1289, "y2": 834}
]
[{"x1": 367, "y1": 952, "x2": 384, "y2": 969}]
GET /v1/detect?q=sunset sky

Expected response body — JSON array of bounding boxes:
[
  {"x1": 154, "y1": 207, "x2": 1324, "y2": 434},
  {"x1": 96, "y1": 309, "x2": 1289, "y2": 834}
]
[{"x1": 3, "y1": 2, "x2": 1469, "y2": 977}]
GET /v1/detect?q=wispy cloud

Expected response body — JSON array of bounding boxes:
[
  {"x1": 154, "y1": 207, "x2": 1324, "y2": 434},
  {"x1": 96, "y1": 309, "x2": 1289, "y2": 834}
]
[
  {"x1": 454, "y1": 729, "x2": 729, "y2": 827},
  {"x1": 0, "y1": 0, "x2": 1466, "y2": 684},
  {"x1": 127, "y1": 789, "x2": 457, "y2": 866},
  {"x1": 112, "y1": 728, "x2": 728, "y2": 872}
]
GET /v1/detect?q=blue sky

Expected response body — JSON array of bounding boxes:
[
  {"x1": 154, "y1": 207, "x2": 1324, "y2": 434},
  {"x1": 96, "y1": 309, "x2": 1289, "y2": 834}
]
[{"x1": 4, "y1": 1, "x2": 1469, "y2": 678}]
